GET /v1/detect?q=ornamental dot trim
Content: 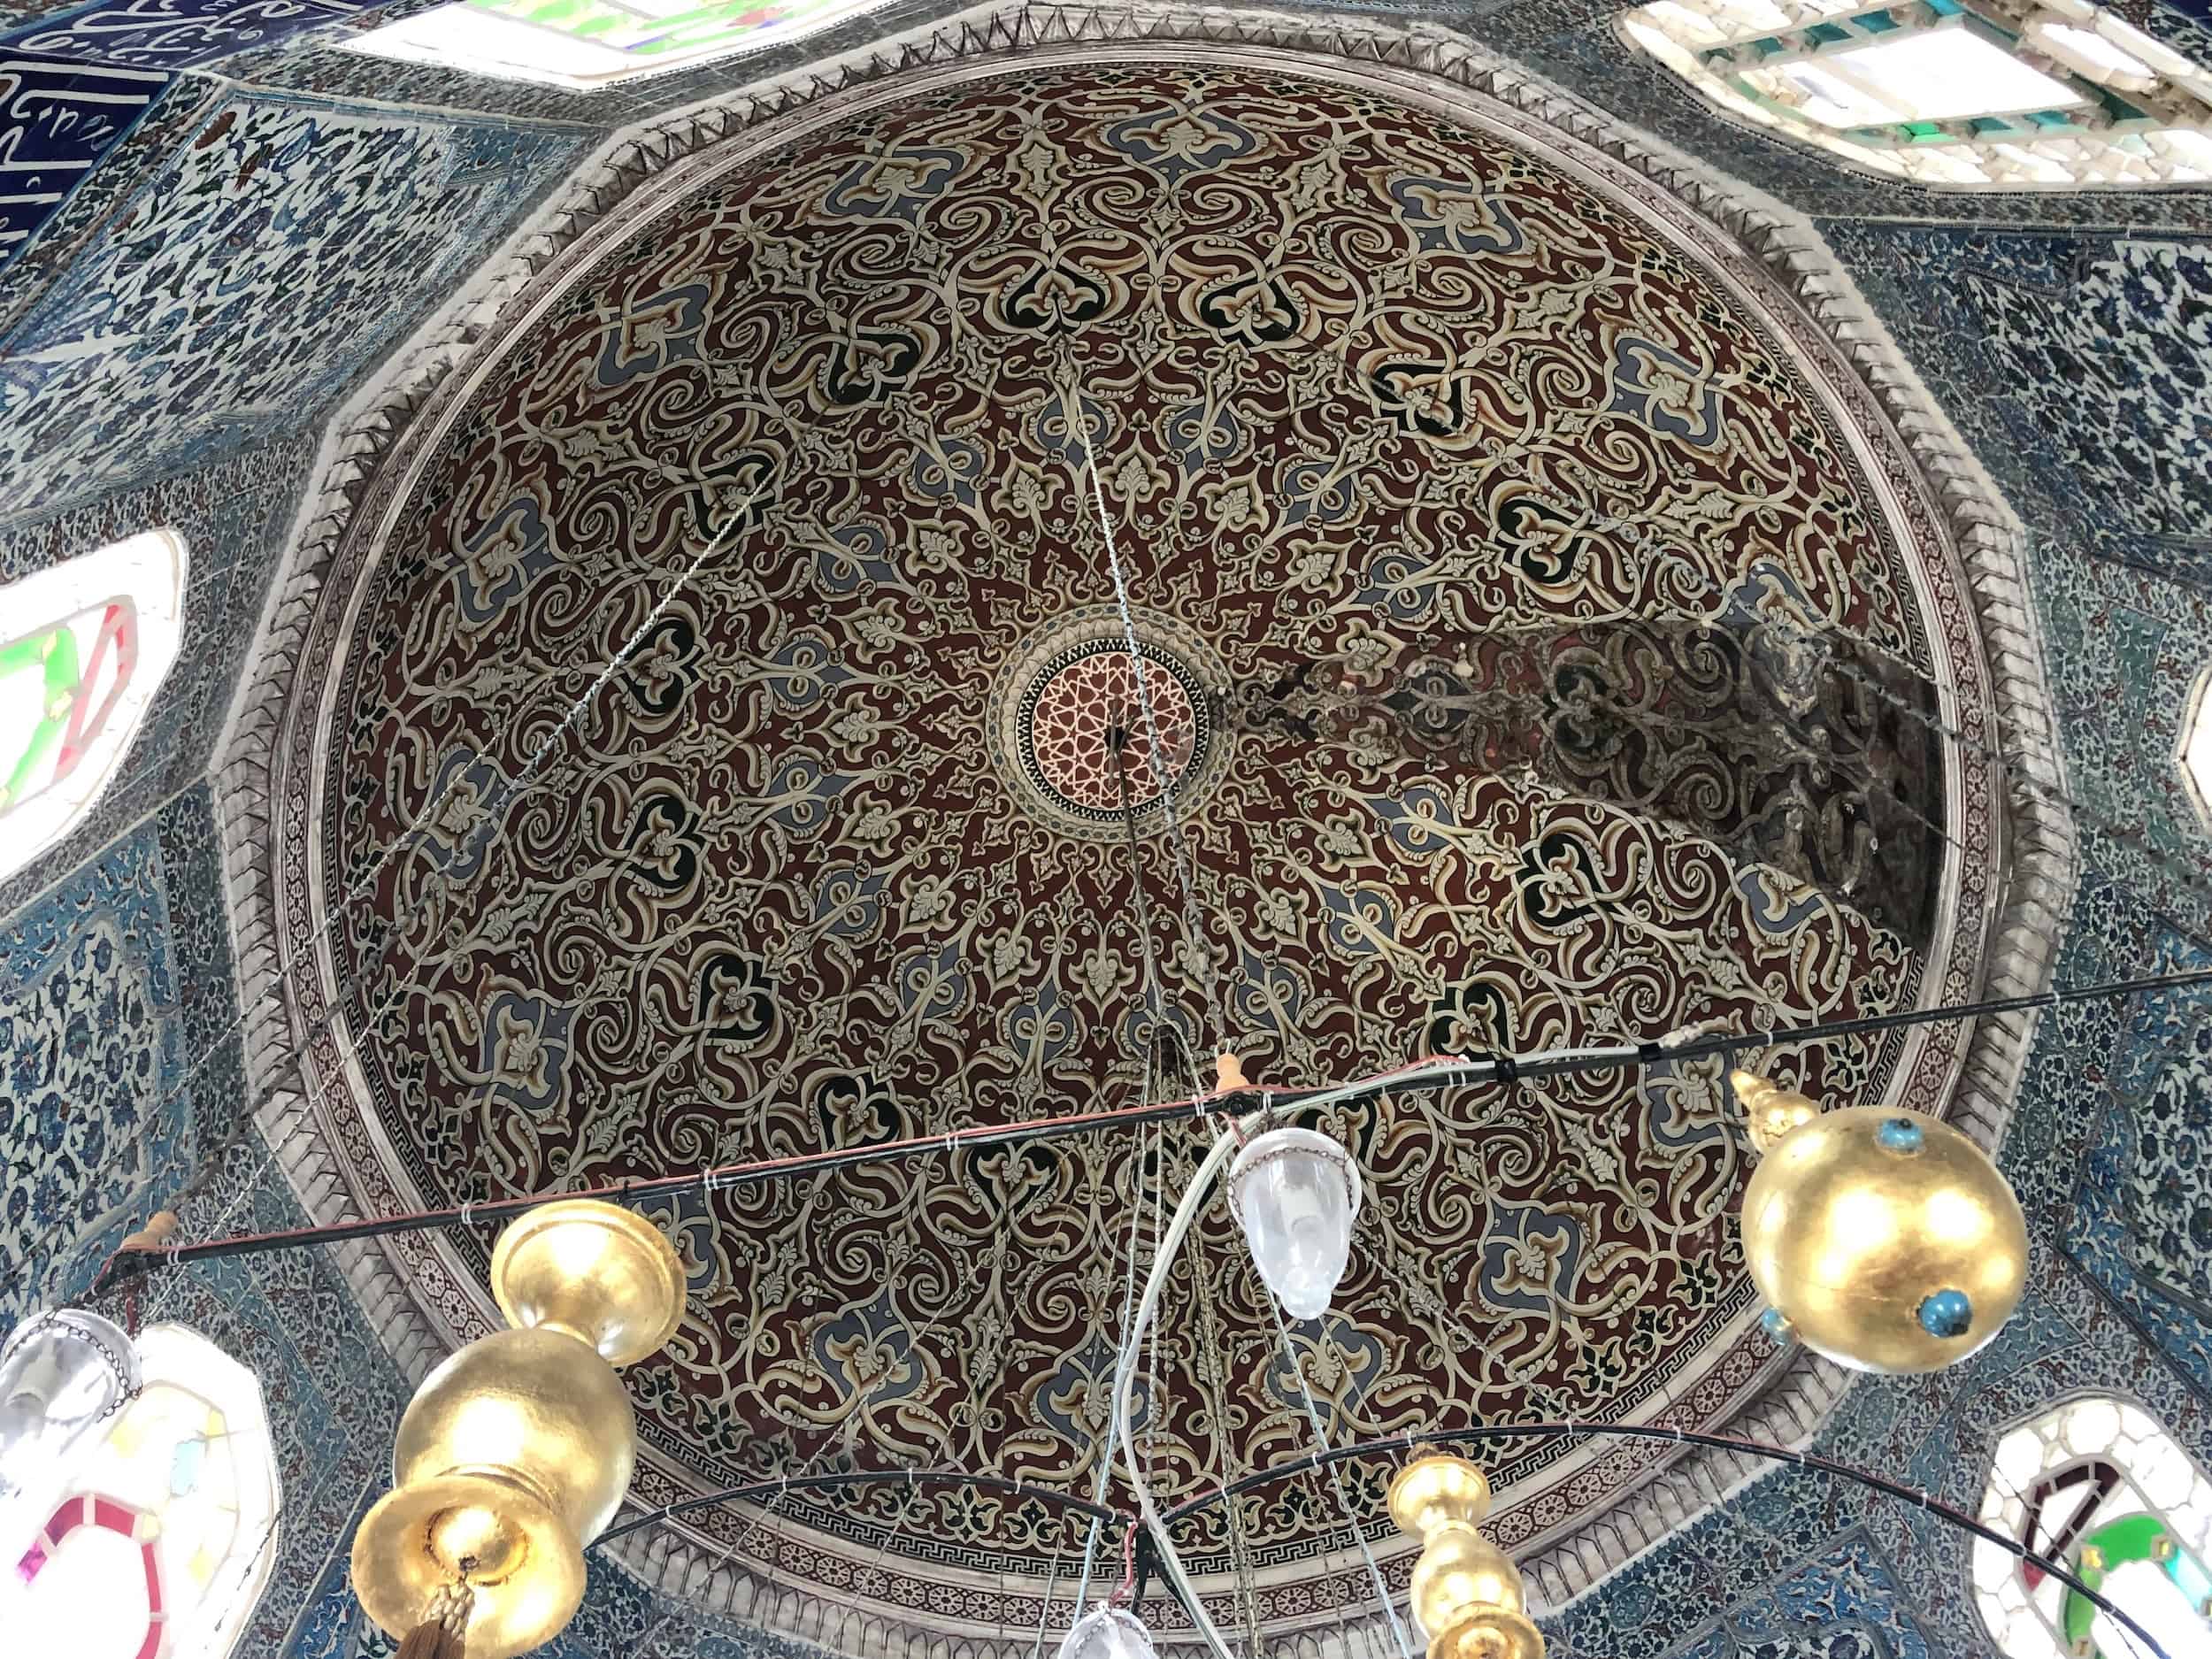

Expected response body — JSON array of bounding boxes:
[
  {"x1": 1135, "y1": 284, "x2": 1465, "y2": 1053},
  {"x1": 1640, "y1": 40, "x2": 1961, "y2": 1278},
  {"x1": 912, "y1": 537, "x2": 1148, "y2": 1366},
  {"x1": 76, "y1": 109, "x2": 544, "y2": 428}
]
[{"x1": 1024, "y1": 645, "x2": 1199, "y2": 814}]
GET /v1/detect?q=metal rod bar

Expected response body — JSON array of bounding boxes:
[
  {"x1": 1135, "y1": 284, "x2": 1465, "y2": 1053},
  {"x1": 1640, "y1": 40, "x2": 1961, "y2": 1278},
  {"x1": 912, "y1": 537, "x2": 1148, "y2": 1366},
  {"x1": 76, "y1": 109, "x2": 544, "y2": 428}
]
[
  {"x1": 1155, "y1": 1423, "x2": 2171, "y2": 1659},
  {"x1": 597, "y1": 1468, "x2": 1124, "y2": 1547},
  {"x1": 101, "y1": 963, "x2": 2212, "y2": 1283}
]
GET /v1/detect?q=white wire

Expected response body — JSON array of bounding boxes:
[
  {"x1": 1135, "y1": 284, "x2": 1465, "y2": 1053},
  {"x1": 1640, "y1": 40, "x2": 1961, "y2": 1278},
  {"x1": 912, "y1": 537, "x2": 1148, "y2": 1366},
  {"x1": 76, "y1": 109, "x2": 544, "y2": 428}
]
[
  {"x1": 1111, "y1": 1116, "x2": 1249, "y2": 1659},
  {"x1": 1110, "y1": 1041, "x2": 1645, "y2": 1659},
  {"x1": 1260, "y1": 1288, "x2": 1416, "y2": 1659}
]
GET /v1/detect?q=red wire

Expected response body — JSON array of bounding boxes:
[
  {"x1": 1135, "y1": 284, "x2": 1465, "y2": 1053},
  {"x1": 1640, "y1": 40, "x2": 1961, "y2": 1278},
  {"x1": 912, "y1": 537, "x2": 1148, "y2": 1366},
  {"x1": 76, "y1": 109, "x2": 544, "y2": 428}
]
[
  {"x1": 107, "y1": 1052, "x2": 1485, "y2": 1271},
  {"x1": 1111, "y1": 1514, "x2": 1139, "y2": 1604}
]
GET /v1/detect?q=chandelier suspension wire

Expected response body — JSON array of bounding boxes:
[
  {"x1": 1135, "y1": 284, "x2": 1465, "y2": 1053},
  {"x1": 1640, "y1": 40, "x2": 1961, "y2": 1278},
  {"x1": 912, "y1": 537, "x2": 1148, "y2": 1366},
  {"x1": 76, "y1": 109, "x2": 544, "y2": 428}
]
[
  {"x1": 584, "y1": 1422, "x2": 2170, "y2": 1659},
  {"x1": 1153, "y1": 1420, "x2": 2172, "y2": 1659},
  {"x1": 1071, "y1": 384, "x2": 1228, "y2": 1066},
  {"x1": 1184, "y1": 1177, "x2": 1266, "y2": 1652},
  {"x1": 55, "y1": 494, "x2": 761, "y2": 1311},
  {"x1": 625, "y1": 1152, "x2": 970, "y2": 1655},
  {"x1": 97, "y1": 959, "x2": 2212, "y2": 1283},
  {"x1": 1258, "y1": 1283, "x2": 1417, "y2": 1659},
  {"x1": 1074, "y1": 1034, "x2": 1164, "y2": 1614},
  {"x1": 1111, "y1": 1115, "x2": 1249, "y2": 1659}
]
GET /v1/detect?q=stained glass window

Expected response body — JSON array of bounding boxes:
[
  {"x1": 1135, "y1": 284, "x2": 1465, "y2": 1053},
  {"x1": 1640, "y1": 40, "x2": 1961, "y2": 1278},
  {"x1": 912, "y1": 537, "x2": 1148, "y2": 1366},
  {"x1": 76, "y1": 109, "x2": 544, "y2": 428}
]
[
  {"x1": 2177, "y1": 665, "x2": 2212, "y2": 831},
  {"x1": 4, "y1": 1325, "x2": 280, "y2": 1659},
  {"x1": 346, "y1": 0, "x2": 893, "y2": 89},
  {"x1": 0, "y1": 530, "x2": 188, "y2": 882},
  {"x1": 1973, "y1": 1394, "x2": 2212, "y2": 1659},
  {"x1": 1622, "y1": 0, "x2": 2212, "y2": 188}
]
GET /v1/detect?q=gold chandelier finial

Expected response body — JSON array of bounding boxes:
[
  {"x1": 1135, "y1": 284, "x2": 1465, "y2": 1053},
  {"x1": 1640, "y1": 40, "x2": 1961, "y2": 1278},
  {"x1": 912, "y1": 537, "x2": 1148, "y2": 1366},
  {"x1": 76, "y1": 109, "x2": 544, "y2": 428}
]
[
  {"x1": 353, "y1": 1201, "x2": 686, "y2": 1659},
  {"x1": 1388, "y1": 1452, "x2": 1545, "y2": 1659},
  {"x1": 1731, "y1": 1068, "x2": 1820, "y2": 1156}
]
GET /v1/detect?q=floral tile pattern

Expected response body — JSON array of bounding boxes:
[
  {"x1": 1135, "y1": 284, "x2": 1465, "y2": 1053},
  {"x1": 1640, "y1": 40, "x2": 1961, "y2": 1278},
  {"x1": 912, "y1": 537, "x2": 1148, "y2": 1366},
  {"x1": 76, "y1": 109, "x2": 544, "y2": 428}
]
[
  {"x1": 0, "y1": 7, "x2": 2207, "y2": 1659},
  {"x1": 0, "y1": 90, "x2": 588, "y2": 518},
  {"x1": 0, "y1": 811, "x2": 189, "y2": 1317}
]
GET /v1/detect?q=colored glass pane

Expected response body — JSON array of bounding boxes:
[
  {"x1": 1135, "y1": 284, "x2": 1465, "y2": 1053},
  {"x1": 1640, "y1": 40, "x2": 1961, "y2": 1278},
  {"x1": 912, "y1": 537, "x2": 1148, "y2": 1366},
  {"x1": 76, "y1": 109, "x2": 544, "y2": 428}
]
[
  {"x1": 1972, "y1": 1396, "x2": 2212, "y2": 1659},
  {"x1": 2063, "y1": 1514, "x2": 2212, "y2": 1657},
  {"x1": 0, "y1": 531, "x2": 187, "y2": 883},
  {"x1": 1622, "y1": 0, "x2": 2212, "y2": 188},
  {"x1": 0, "y1": 1326, "x2": 277, "y2": 1659},
  {"x1": 349, "y1": 0, "x2": 893, "y2": 88}
]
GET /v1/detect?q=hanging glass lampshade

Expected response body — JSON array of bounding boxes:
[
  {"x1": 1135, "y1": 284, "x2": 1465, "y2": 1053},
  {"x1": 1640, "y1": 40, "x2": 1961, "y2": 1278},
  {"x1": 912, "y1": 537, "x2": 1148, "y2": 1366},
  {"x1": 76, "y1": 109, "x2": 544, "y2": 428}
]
[
  {"x1": 1228, "y1": 1126, "x2": 1362, "y2": 1319},
  {"x1": 1736, "y1": 1078, "x2": 2027, "y2": 1374},
  {"x1": 351, "y1": 1201, "x2": 685, "y2": 1659},
  {"x1": 1387, "y1": 1451, "x2": 1544, "y2": 1659},
  {"x1": 0, "y1": 1309, "x2": 139, "y2": 1496},
  {"x1": 1056, "y1": 1604, "x2": 1158, "y2": 1659}
]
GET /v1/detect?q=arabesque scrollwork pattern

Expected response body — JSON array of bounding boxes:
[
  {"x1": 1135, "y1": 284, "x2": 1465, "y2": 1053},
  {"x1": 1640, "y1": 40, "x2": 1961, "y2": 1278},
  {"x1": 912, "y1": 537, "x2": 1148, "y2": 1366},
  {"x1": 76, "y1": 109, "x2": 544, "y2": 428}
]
[{"x1": 305, "y1": 65, "x2": 1984, "y2": 1596}]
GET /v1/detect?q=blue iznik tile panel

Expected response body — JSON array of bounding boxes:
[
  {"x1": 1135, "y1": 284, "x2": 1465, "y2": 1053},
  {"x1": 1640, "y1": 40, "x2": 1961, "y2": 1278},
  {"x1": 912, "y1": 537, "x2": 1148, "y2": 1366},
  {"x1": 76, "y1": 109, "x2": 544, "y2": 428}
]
[
  {"x1": 0, "y1": 89, "x2": 590, "y2": 518},
  {"x1": 1551, "y1": 1509, "x2": 1935, "y2": 1659},
  {"x1": 0, "y1": 805, "x2": 192, "y2": 1317},
  {"x1": 1, "y1": 0, "x2": 388, "y2": 69},
  {"x1": 1, "y1": 780, "x2": 413, "y2": 1655},
  {"x1": 1817, "y1": 221, "x2": 2212, "y2": 928}
]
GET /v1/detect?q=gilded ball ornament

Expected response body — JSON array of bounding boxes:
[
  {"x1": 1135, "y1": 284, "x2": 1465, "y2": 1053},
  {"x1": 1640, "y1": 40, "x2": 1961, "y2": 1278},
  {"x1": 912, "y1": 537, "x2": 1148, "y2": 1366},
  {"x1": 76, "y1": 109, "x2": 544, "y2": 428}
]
[
  {"x1": 1740, "y1": 1104, "x2": 2027, "y2": 1374},
  {"x1": 353, "y1": 1202, "x2": 686, "y2": 1659},
  {"x1": 1411, "y1": 1526, "x2": 1525, "y2": 1635},
  {"x1": 1430, "y1": 1609, "x2": 1548, "y2": 1659}
]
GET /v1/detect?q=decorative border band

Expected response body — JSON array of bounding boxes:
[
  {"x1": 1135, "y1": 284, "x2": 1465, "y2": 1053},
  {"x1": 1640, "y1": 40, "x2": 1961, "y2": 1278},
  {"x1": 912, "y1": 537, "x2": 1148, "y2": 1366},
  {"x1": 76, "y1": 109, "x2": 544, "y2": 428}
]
[{"x1": 212, "y1": 4, "x2": 2075, "y2": 1649}]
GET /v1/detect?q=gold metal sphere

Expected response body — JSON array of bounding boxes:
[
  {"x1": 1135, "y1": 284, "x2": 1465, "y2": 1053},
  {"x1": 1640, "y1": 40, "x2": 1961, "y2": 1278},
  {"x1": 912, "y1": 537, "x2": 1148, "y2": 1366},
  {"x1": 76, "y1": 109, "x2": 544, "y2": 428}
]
[
  {"x1": 1387, "y1": 1451, "x2": 1494, "y2": 1539},
  {"x1": 1732, "y1": 1069, "x2": 1820, "y2": 1156},
  {"x1": 1740, "y1": 1104, "x2": 2027, "y2": 1374},
  {"x1": 1411, "y1": 1524, "x2": 1526, "y2": 1638},
  {"x1": 1431, "y1": 1608, "x2": 1547, "y2": 1659},
  {"x1": 356, "y1": 1327, "x2": 634, "y2": 1655},
  {"x1": 396, "y1": 1326, "x2": 639, "y2": 1542},
  {"x1": 352, "y1": 1471, "x2": 585, "y2": 1659},
  {"x1": 490, "y1": 1198, "x2": 687, "y2": 1365}
]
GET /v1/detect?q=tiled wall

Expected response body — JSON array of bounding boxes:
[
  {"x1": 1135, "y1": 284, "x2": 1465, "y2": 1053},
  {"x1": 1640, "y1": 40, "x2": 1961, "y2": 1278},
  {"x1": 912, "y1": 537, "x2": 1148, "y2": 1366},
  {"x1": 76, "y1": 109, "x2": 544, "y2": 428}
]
[
  {"x1": 0, "y1": 782, "x2": 414, "y2": 1654},
  {"x1": 0, "y1": 73, "x2": 590, "y2": 910},
  {"x1": 1541, "y1": 210, "x2": 2212, "y2": 1657},
  {"x1": 0, "y1": 92, "x2": 589, "y2": 520},
  {"x1": 1, "y1": 3, "x2": 2208, "y2": 1656}
]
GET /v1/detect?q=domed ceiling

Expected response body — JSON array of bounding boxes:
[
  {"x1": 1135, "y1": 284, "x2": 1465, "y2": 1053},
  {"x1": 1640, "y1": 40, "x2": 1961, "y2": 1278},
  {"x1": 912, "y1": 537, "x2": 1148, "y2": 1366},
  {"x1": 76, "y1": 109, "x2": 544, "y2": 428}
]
[{"x1": 280, "y1": 58, "x2": 2005, "y2": 1639}]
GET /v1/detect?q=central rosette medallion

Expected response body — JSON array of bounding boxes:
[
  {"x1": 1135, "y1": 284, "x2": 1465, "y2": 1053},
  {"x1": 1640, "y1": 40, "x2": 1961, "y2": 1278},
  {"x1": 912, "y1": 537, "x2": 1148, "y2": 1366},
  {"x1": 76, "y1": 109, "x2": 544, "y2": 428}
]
[{"x1": 987, "y1": 605, "x2": 1229, "y2": 838}]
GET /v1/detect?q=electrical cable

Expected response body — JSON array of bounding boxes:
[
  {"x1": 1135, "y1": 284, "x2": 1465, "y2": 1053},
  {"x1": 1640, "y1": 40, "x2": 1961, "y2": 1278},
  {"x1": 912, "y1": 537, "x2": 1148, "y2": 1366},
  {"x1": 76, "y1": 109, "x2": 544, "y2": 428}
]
[
  {"x1": 96, "y1": 960, "x2": 2212, "y2": 1281},
  {"x1": 1110, "y1": 1113, "x2": 1249, "y2": 1659},
  {"x1": 1072, "y1": 387, "x2": 1227, "y2": 1064},
  {"x1": 1150, "y1": 1419, "x2": 2172, "y2": 1659}
]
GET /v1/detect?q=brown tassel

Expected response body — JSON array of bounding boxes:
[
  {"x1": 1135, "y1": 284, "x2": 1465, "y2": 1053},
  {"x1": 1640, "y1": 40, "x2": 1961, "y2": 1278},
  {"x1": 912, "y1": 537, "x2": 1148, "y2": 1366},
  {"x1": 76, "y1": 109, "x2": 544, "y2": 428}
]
[
  {"x1": 394, "y1": 1623, "x2": 465, "y2": 1659},
  {"x1": 395, "y1": 1581, "x2": 472, "y2": 1659}
]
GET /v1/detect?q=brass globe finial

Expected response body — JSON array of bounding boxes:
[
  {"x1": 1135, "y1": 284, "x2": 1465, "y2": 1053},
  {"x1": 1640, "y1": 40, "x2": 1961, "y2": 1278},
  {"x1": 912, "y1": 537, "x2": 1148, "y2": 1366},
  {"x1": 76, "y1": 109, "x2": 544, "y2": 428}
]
[
  {"x1": 1740, "y1": 1103, "x2": 2028, "y2": 1374},
  {"x1": 1731, "y1": 1068, "x2": 1820, "y2": 1156},
  {"x1": 354, "y1": 1202, "x2": 686, "y2": 1658},
  {"x1": 489, "y1": 1198, "x2": 687, "y2": 1365},
  {"x1": 1388, "y1": 1453, "x2": 1545, "y2": 1659}
]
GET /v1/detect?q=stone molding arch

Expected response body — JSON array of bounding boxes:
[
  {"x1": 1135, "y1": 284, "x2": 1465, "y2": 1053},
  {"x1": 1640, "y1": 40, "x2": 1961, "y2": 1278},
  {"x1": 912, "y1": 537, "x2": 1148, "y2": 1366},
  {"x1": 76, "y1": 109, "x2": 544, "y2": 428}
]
[{"x1": 212, "y1": 4, "x2": 2075, "y2": 1648}]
